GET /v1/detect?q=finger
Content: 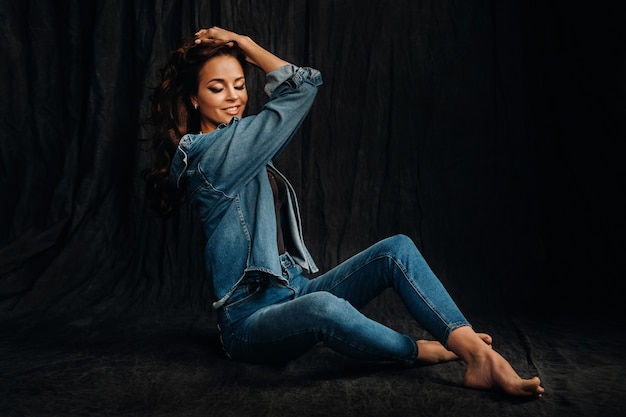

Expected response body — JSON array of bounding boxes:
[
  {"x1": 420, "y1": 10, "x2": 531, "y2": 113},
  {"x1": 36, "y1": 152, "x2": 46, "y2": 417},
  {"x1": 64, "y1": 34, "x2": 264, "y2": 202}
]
[{"x1": 194, "y1": 29, "x2": 216, "y2": 44}]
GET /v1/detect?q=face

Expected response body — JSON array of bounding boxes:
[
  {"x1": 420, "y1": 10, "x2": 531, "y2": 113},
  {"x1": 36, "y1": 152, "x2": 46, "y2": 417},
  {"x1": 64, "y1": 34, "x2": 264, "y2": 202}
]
[{"x1": 191, "y1": 54, "x2": 248, "y2": 133}]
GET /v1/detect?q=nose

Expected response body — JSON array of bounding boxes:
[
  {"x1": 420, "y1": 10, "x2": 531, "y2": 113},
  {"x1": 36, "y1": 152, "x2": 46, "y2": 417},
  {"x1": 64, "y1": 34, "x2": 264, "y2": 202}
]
[{"x1": 226, "y1": 86, "x2": 238, "y2": 100}]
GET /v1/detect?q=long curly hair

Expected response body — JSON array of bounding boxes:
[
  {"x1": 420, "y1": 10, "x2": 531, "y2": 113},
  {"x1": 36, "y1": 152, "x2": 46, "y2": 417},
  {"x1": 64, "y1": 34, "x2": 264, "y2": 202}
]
[{"x1": 142, "y1": 37, "x2": 247, "y2": 217}]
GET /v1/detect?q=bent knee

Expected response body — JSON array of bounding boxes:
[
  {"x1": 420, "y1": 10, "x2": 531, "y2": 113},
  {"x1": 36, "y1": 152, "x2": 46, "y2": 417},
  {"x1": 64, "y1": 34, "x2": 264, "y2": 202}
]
[
  {"x1": 388, "y1": 234, "x2": 414, "y2": 248},
  {"x1": 382, "y1": 234, "x2": 421, "y2": 257}
]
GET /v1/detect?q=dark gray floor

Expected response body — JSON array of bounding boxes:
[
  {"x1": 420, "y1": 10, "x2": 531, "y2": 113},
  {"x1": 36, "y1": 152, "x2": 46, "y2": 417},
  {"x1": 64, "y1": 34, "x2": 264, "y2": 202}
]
[{"x1": 1, "y1": 302, "x2": 624, "y2": 417}]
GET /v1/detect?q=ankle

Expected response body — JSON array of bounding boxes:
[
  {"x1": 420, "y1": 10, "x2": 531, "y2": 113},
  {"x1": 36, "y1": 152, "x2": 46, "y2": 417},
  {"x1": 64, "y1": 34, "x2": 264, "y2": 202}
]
[{"x1": 447, "y1": 326, "x2": 488, "y2": 362}]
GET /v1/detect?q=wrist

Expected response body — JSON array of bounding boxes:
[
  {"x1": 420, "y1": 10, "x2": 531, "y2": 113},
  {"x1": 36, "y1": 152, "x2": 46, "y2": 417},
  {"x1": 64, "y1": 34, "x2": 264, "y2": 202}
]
[{"x1": 234, "y1": 35, "x2": 254, "y2": 52}]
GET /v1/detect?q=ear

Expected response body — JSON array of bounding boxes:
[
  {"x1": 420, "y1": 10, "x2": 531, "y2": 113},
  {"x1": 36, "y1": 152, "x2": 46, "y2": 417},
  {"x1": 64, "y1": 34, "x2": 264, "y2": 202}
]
[{"x1": 190, "y1": 96, "x2": 198, "y2": 109}]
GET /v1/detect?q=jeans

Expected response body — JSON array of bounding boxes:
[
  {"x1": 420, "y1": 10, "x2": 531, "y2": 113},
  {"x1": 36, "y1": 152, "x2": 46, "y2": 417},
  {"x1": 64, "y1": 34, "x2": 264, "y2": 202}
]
[{"x1": 217, "y1": 234, "x2": 471, "y2": 365}]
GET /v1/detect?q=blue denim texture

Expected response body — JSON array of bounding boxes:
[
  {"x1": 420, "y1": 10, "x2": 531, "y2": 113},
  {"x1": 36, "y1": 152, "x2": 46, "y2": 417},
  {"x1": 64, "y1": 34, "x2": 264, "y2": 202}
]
[
  {"x1": 169, "y1": 65, "x2": 323, "y2": 309},
  {"x1": 218, "y1": 235, "x2": 470, "y2": 365},
  {"x1": 169, "y1": 64, "x2": 470, "y2": 364}
]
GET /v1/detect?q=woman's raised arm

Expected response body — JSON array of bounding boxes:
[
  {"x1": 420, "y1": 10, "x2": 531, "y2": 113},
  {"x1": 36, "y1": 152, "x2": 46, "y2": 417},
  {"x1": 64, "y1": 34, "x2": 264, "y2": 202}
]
[{"x1": 195, "y1": 26, "x2": 290, "y2": 74}]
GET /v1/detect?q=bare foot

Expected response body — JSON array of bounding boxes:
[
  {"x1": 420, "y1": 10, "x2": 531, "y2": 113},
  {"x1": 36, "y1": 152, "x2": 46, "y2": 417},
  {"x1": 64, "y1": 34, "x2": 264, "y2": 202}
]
[
  {"x1": 463, "y1": 348, "x2": 544, "y2": 397},
  {"x1": 477, "y1": 333, "x2": 493, "y2": 346},
  {"x1": 416, "y1": 333, "x2": 491, "y2": 364},
  {"x1": 448, "y1": 326, "x2": 544, "y2": 397},
  {"x1": 416, "y1": 340, "x2": 458, "y2": 364}
]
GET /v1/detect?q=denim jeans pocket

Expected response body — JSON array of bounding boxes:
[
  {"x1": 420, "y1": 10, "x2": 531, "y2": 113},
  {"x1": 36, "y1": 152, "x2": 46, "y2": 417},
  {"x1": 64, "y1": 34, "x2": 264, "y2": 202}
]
[{"x1": 223, "y1": 273, "x2": 269, "y2": 326}]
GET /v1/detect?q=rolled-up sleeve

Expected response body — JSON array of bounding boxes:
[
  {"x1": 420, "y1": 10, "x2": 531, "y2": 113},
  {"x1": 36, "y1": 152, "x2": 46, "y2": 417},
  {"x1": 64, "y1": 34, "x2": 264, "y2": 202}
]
[{"x1": 264, "y1": 65, "x2": 323, "y2": 97}]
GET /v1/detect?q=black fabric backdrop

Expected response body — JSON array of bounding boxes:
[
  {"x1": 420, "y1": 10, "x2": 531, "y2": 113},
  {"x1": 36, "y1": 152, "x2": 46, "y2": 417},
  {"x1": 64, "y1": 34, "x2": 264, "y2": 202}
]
[
  {"x1": 2, "y1": 1, "x2": 626, "y2": 416},
  {"x1": 1, "y1": 0, "x2": 624, "y2": 326}
]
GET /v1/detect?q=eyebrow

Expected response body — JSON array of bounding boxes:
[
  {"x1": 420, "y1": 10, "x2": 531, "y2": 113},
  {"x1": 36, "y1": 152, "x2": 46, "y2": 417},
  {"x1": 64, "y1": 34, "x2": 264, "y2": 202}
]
[{"x1": 206, "y1": 76, "x2": 245, "y2": 84}]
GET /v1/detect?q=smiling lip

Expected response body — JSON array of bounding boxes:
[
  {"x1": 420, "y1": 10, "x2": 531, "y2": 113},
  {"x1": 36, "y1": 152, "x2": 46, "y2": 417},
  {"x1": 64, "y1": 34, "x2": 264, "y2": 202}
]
[{"x1": 224, "y1": 106, "x2": 240, "y2": 115}]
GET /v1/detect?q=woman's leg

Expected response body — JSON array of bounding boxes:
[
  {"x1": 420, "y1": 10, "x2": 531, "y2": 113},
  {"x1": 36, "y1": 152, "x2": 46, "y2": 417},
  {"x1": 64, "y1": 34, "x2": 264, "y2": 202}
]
[
  {"x1": 300, "y1": 234, "x2": 469, "y2": 345},
  {"x1": 220, "y1": 235, "x2": 543, "y2": 396},
  {"x1": 220, "y1": 288, "x2": 421, "y2": 364},
  {"x1": 299, "y1": 234, "x2": 543, "y2": 396},
  {"x1": 220, "y1": 235, "x2": 459, "y2": 364}
]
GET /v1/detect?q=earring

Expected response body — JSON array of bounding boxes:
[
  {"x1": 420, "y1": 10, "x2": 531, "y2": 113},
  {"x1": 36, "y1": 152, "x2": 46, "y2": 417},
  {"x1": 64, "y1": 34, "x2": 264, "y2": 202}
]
[{"x1": 194, "y1": 104, "x2": 198, "y2": 110}]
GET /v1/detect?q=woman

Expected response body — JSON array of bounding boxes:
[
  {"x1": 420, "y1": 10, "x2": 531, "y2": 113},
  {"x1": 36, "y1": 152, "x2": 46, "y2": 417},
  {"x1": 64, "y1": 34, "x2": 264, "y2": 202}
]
[{"x1": 143, "y1": 26, "x2": 544, "y2": 397}]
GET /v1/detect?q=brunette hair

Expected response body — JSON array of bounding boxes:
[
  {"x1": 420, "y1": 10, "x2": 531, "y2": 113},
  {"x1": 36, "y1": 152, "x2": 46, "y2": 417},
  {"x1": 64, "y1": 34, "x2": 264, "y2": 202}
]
[{"x1": 142, "y1": 38, "x2": 247, "y2": 217}]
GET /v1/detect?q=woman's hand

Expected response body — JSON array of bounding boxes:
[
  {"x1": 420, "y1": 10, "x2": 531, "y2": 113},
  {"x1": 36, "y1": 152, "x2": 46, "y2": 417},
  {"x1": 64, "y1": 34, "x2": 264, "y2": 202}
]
[
  {"x1": 194, "y1": 26, "x2": 240, "y2": 45},
  {"x1": 194, "y1": 26, "x2": 290, "y2": 73}
]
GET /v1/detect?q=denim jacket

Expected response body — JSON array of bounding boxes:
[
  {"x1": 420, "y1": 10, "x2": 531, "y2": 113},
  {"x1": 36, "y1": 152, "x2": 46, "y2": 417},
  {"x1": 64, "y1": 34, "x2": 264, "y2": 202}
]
[{"x1": 169, "y1": 64, "x2": 323, "y2": 309}]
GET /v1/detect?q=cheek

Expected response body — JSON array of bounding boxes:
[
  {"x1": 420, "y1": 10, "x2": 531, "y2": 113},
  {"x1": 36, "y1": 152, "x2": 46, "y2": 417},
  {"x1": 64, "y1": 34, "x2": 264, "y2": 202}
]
[
  {"x1": 197, "y1": 90, "x2": 220, "y2": 107},
  {"x1": 199, "y1": 95, "x2": 218, "y2": 107}
]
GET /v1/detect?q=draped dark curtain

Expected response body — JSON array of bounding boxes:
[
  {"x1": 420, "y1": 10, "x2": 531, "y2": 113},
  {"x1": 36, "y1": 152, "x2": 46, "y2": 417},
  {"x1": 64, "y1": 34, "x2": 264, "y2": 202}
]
[{"x1": 1, "y1": 0, "x2": 624, "y2": 329}]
